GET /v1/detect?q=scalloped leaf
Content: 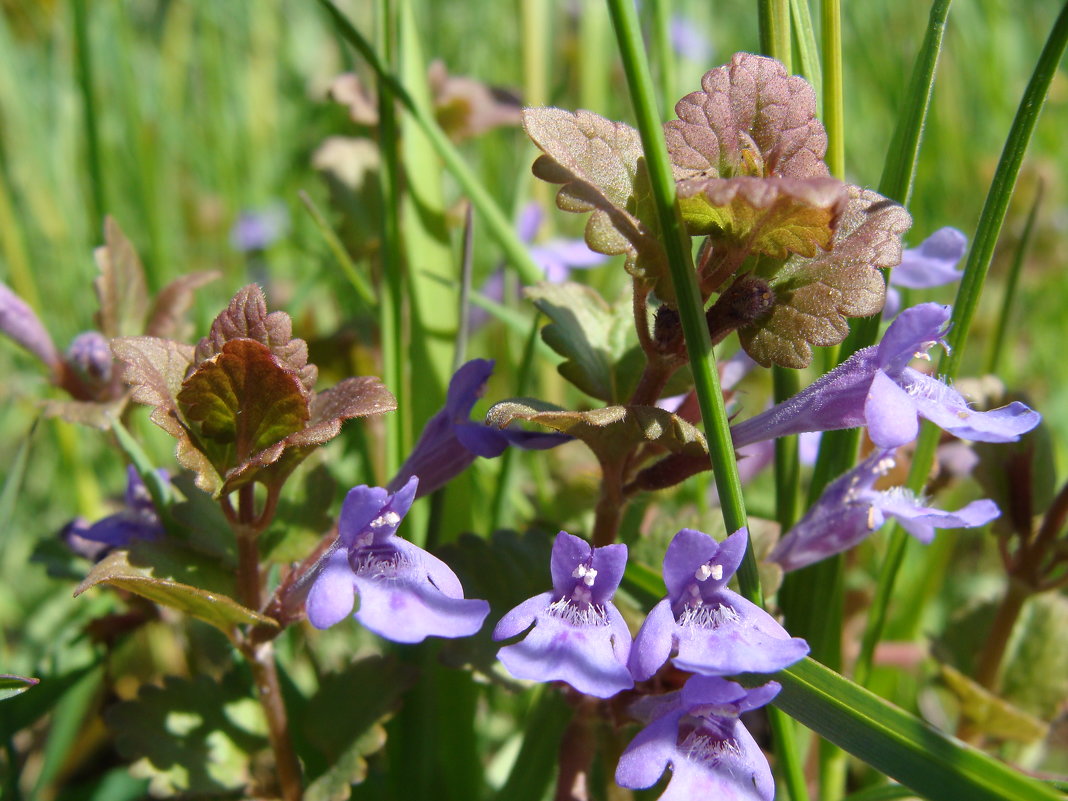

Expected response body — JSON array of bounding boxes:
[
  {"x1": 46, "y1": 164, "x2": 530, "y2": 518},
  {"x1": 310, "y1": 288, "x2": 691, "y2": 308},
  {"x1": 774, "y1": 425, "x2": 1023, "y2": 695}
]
[
  {"x1": 738, "y1": 186, "x2": 912, "y2": 368},
  {"x1": 525, "y1": 281, "x2": 637, "y2": 402},
  {"x1": 75, "y1": 550, "x2": 277, "y2": 634},
  {"x1": 486, "y1": 399, "x2": 707, "y2": 466},
  {"x1": 523, "y1": 108, "x2": 670, "y2": 298},
  {"x1": 677, "y1": 174, "x2": 848, "y2": 258},
  {"x1": 665, "y1": 52, "x2": 829, "y2": 181},
  {"x1": 94, "y1": 216, "x2": 150, "y2": 339},
  {"x1": 194, "y1": 284, "x2": 317, "y2": 391},
  {"x1": 297, "y1": 655, "x2": 416, "y2": 796},
  {"x1": 177, "y1": 338, "x2": 310, "y2": 475},
  {"x1": 106, "y1": 671, "x2": 268, "y2": 797}
]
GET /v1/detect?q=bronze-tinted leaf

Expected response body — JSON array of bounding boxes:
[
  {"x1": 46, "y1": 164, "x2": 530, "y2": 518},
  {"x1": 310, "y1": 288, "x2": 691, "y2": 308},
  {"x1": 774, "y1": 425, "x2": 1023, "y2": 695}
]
[
  {"x1": 75, "y1": 550, "x2": 276, "y2": 633},
  {"x1": 144, "y1": 271, "x2": 220, "y2": 339},
  {"x1": 737, "y1": 187, "x2": 912, "y2": 368},
  {"x1": 94, "y1": 216, "x2": 150, "y2": 338},
  {"x1": 177, "y1": 339, "x2": 310, "y2": 475},
  {"x1": 111, "y1": 336, "x2": 195, "y2": 438},
  {"x1": 194, "y1": 285, "x2": 317, "y2": 391},
  {"x1": 678, "y1": 175, "x2": 848, "y2": 258},
  {"x1": 665, "y1": 52, "x2": 828, "y2": 181},
  {"x1": 220, "y1": 375, "x2": 397, "y2": 494},
  {"x1": 523, "y1": 108, "x2": 669, "y2": 298},
  {"x1": 486, "y1": 399, "x2": 706, "y2": 466}
]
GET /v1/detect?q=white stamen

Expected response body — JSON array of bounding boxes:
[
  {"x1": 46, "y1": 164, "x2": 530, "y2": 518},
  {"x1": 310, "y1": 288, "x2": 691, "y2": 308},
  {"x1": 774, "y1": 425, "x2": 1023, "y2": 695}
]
[
  {"x1": 548, "y1": 597, "x2": 609, "y2": 626},
  {"x1": 867, "y1": 506, "x2": 877, "y2": 529},
  {"x1": 572, "y1": 564, "x2": 598, "y2": 586},
  {"x1": 677, "y1": 602, "x2": 741, "y2": 630},
  {"x1": 695, "y1": 563, "x2": 723, "y2": 582},
  {"x1": 370, "y1": 511, "x2": 401, "y2": 529}
]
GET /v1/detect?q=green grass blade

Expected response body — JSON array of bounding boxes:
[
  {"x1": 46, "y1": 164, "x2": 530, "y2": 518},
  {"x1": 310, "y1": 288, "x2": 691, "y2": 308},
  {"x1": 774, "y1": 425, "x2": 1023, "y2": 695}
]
[
  {"x1": 854, "y1": 0, "x2": 1068, "y2": 688},
  {"x1": 821, "y1": 0, "x2": 843, "y2": 178},
  {"x1": 296, "y1": 190, "x2": 375, "y2": 307},
  {"x1": 790, "y1": 0, "x2": 822, "y2": 103},
  {"x1": 605, "y1": 0, "x2": 759, "y2": 603},
  {"x1": 764, "y1": 658, "x2": 1064, "y2": 801},
  {"x1": 316, "y1": 0, "x2": 545, "y2": 287},
  {"x1": 985, "y1": 180, "x2": 1042, "y2": 376}
]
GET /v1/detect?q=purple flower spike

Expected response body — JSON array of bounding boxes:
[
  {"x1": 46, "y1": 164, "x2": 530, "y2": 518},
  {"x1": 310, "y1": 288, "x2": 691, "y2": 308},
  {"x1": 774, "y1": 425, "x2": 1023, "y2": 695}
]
[
  {"x1": 629, "y1": 529, "x2": 808, "y2": 681},
  {"x1": 493, "y1": 531, "x2": 633, "y2": 698},
  {"x1": 0, "y1": 281, "x2": 61, "y2": 372},
  {"x1": 306, "y1": 476, "x2": 490, "y2": 642},
  {"x1": 770, "y1": 448, "x2": 1000, "y2": 571},
  {"x1": 388, "y1": 359, "x2": 568, "y2": 498},
  {"x1": 616, "y1": 676, "x2": 778, "y2": 801},
  {"x1": 731, "y1": 303, "x2": 1041, "y2": 450}
]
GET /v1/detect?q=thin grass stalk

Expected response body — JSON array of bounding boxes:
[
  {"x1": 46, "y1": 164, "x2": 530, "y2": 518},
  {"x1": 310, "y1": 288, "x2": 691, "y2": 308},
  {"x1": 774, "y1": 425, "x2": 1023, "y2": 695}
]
[
  {"x1": 375, "y1": 0, "x2": 406, "y2": 479},
  {"x1": 71, "y1": 0, "x2": 105, "y2": 231},
  {"x1": 649, "y1": 0, "x2": 675, "y2": 119},
  {"x1": 854, "y1": 0, "x2": 1068, "y2": 688},
  {"x1": 297, "y1": 191, "x2": 375, "y2": 307},
  {"x1": 790, "y1": 0, "x2": 822, "y2": 105},
  {"x1": 760, "y1": 0, "x2": 792, "y2": 73},
  {"x1": 985, "y1": 180, "x2": 1043, "y2": 376},
  {"x1": 820, "y1": 0, "x2": 843, "y2": 178},
  {"x1": 604, "y1": 0, "x2": 761, "y2": 596},
  {"x1": 317, "y1": 0, "x2": 544, "y2": 286}
]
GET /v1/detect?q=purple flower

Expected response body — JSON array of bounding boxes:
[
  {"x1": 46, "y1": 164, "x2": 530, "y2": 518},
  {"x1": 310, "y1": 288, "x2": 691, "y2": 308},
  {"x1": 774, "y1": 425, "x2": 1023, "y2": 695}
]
[
  {"x1": 306, "y1": 476, "x2": 490, "y2": 642},
  {"x1": 629, "y1": 528, "x2": 808, "y2": 681},
  {"x1": 670, "y1": 16, "x2": 713, "y2": 63},
  {"x1": 884, "y1": 227, "x2": 967, "y2": 317},
  {"x1": 388, "y1": 359, "x2": 568, "y2": 498},
  {"x1": 615, "y1": 676, "x2": 778, "y2": 801},
  {"x1": 730, "y1": 303, "x2": 1041, "y2": 451},
  {"x1": 769, "y1": 448, "x2": 1000, "y2": 571},
  {"x1": 0, "y1": 281, "x2": 61, "y2": 373},
  {"x1": 517, "y1": 202, "x2": 607, "y2": 283},
  {"x1": 229, "y1": 202, "x2": 290, "y2": 252},
  {"x1": 493, "y1": 531, "x2": 633, "y2": 698},
  {"x1": 63, "y1": 466, "x2": 166, "y2": 560}
]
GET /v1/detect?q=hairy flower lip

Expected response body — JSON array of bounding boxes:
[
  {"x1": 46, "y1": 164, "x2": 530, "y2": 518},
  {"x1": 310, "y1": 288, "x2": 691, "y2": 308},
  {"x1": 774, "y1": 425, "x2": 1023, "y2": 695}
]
[
  {"x1": 304, "y1": 477, "x2": 489, "y2": 642},
  {"x1": 493, "y1": 531, "x2": 633, "y2": 698}
]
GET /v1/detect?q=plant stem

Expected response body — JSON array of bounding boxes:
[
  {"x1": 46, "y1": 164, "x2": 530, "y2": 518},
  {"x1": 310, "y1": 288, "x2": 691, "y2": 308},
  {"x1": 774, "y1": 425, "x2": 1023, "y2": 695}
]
[
  {"x1": 606, "y1": 0, "x2": 760, "y2": 603},
  {"x1": 592, "y1": 459, "x2": 626, "y2": 547}
]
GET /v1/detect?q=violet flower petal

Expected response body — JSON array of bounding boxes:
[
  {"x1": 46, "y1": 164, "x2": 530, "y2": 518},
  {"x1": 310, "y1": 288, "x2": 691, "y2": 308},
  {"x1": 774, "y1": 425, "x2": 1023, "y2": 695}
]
[
  {"x1": 770, "y1": 449, "x2": 1002, "y2": 570},
  {"x1": 306, "y1": 549, "x2": 358, "y2": 629},
  {"x1": 891, "y1": 227, "x2": 967, "y2": 289},
  {"x1": 493, "y1": 532, "x2": 633, "y2": 698},
  {"x1": 902, "y1": 369, "x2": 1042, "y2": 442},
  {"x1": 0, "y1": 281, "x2": 61, "y2": 371},
  {"x1": 864, "y1": 369, "x2": 920, "y2": 448},
  {"x1": 631, "y1": 528, "x2": 808, "y2": 680},
  {"x1": 616, "y1": 676, "x2": 778, "y2": 801}
]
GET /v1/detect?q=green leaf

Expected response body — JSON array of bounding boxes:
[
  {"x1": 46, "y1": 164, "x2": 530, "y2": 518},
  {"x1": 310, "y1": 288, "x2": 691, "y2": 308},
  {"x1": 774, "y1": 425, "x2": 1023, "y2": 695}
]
[
  {"x1": 0, "y1": 662, "x2": 101, "y2": 741},
  {"x1": 297, "y1": 655, "x2": 416, "y2": 794},
  {"x1": 526, "y1": 281, "x2": 637, "y2": 402},
  {"x1": 178, "y1": 338, "x2": 311, "y2": 472},
  {"x1": 106, "y1": 671, "x2": 268, "y2": 797},
  {"x1": 738, "y1": 186, "x2": 911, "y2": 368},
  {"x1": 486, "y1": 399, "x2": 707, "y2": 466},
  {"x1": 75, "y1": 550, "x2": 276, "y2": 635},
  {"x1": 0, "y1": 674, "x2": 38, "y2": 701},
  {"x1": 761, "y1": 658, "x2": 1065, "y2": 801},
  {"x1": 436, "y1": 529, "x2": 555, "y2": 673},
  {"x1": 940, "y1": 664, "x2": 1048, "y2": 744},
  {"x1": 1001, "y1": 593, "x2": 1068, "y2": 722}
]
